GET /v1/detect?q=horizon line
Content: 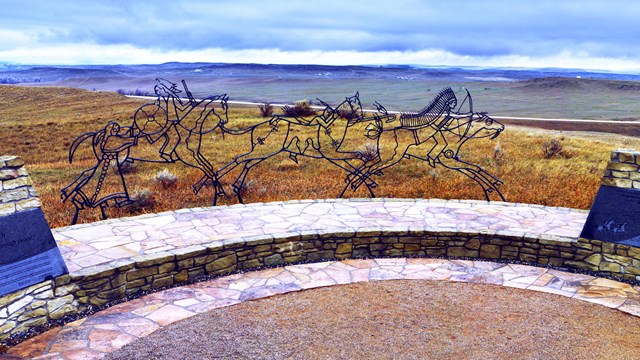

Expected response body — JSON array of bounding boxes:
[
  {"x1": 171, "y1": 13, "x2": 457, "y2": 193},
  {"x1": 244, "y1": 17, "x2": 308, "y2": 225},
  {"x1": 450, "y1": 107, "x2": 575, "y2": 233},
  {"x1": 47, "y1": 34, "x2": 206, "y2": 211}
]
[{"x1": 2, "y1": 61, "x2": 640, "y2": 76}]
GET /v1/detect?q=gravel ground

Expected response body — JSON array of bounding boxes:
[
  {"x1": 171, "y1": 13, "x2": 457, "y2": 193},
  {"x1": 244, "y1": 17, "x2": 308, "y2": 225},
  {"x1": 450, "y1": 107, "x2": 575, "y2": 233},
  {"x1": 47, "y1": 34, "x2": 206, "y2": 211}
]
[{"x1": 107, "y1": 280, "x2": 640, "y2": 359}]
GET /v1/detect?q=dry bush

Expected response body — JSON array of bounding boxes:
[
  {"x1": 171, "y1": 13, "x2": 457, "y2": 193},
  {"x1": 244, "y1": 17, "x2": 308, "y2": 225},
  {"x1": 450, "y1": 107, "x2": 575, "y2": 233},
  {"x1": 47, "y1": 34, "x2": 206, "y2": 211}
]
[
  {"x1": 258, "y1": 102, "x2": 274, "y2": 118},
  {"x1": 127, "y1": 189, "x2": 156, "y2": 213},
  {"x1": 235, "y1": 179, "x2": 255, "y2": 199},
  {"x1": 283, "y1": 100, "x2": 317, "y2": 117},
  {"x1": 490, "y1": 142, "x2": 506, "y2": 166},
  {"x1": 359, "y1": 142, "x2": 379, "y2": 162},
  {"x1": 152, "y1": 168, "x2": 178, "y2": 189},
  {"x1": 542, "y1": 139, "x2": 564, "y2": 158},
  {"x1": 118, "y1": 161, "x2": 138, "y2": 174},
  {"x1": 338, "y1": 102, "x2": 360, "y2": 120}
]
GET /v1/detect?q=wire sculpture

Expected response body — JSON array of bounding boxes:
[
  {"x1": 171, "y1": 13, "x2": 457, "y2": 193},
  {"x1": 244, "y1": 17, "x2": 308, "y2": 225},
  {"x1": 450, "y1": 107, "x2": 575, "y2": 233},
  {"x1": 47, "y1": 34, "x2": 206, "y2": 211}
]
[
  {"x1": 351, "y1": 87, "x2": 505, "y2": 200},
  {"x1": 62, "y1": 79, "x2": 229, "y2": 224},
  {"x1": 62, "y1": 79, "x2": 505, "y2": 225}
]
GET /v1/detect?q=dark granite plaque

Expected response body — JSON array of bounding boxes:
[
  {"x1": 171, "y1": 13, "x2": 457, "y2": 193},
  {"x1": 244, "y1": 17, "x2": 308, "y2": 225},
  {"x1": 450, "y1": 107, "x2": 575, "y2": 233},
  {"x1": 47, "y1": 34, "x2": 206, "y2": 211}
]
[
  {"x1": 0, "y1": 208, "x2": 68, "y2": 296},
  {"x1": 580, "y1": 186, "x2": 640, "y2": 246}
]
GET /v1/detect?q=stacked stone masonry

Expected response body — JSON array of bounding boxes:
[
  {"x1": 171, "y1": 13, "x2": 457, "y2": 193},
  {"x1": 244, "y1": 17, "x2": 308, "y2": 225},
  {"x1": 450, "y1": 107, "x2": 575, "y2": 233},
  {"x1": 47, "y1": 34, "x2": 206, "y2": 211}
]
[
  {"x1": 601, "y1": 148, "x2": 640, "y2": 189},
  {"x1": 0, "y1": 156, "x2": 40, "y2": 216},
  {"x1": 0, "y1": 156, "x2": 61, "y2": 339},
  {"x1": 0, "y1": 156, "x2": 59, "y2": 338},
  {"x1": 2, "y1": 200, "x2": 640, "y2": 345}
]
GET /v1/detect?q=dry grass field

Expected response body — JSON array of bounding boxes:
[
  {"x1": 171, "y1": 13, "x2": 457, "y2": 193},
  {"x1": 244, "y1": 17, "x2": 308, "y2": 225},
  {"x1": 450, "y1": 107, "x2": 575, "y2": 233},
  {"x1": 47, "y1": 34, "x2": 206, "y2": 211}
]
[{"x1": 2, "y1": 85, "x2": 640, "y2": 228}]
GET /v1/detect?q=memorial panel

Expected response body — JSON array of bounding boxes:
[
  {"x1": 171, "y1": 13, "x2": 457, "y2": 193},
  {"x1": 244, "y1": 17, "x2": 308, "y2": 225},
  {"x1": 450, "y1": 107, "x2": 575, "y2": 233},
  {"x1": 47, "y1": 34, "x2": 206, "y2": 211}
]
[
  {"x1": 0, "y1": 208, "x2": 68, "y2": 296},
  {"x1": 580, "y1": 185, "x2": 640, "y2": 246}
]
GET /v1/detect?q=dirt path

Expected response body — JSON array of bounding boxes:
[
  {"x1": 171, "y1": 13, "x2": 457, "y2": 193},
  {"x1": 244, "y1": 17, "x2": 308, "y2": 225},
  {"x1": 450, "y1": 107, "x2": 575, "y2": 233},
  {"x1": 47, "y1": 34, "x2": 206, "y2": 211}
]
[{"x1": 107, "y1": 280, "x2": 640, "y2": 359}]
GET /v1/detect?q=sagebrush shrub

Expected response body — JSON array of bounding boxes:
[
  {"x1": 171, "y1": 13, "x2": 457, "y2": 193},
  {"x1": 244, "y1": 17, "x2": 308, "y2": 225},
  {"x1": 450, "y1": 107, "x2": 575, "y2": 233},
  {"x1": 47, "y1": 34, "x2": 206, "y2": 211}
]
[
  {"x1": 283, "y1": 100, "x2": 317, "y2": 117},
  {"x1": 117, "y1": 161, "x2": 137, "y2": 174},
  {"x1": 152, "y1": 168, "x2": 178, "y2": 189},
  {"x1": 128, "y1": 189, "x2": 156, "y2": 213},
  {"x1": 359, "y1": 142, "x2": 379, "y2": 161},
  {"x1": 233, "y1": 179, "x2": 255, "y2": 199},
  {"x1": 258, "y1": 102, "x2": 274, "y2": 117},
  {"x1": 542, "y1": 139, "x2": 563, "y2": 158},
  {"x1": 338, "y1": 102, "x2": 360, "y2": 120}
]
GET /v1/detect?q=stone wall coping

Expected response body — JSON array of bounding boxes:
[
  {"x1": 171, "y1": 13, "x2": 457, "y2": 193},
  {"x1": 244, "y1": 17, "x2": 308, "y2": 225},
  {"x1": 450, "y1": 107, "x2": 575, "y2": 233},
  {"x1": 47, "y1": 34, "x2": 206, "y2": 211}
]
[
  {"x1": 52, "y1": 198, "x2": 587, "y2": 276},
  {"x1": 51, "y1": 198, "x2": 589, "y2": 232}
]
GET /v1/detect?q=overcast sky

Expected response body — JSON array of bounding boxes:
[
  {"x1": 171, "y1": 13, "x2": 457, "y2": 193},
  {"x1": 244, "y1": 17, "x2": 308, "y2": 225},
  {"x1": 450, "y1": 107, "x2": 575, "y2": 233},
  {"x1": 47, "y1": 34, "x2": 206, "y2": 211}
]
[{"x1": 1, "y1": 0, "x2": 640, "y2": 72}]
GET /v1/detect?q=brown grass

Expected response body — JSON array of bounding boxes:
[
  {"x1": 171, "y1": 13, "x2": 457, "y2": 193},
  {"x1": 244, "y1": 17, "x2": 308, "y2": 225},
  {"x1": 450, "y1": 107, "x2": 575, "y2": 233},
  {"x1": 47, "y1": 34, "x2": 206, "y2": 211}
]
[{"x1": 2, "y1": 85, "x2": 639, "y2": 228}]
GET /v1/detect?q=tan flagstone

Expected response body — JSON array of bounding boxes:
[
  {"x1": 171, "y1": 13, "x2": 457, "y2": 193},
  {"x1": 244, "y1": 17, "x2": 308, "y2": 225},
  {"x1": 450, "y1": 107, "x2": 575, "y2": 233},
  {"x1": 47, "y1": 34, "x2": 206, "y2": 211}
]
[
  {"x1": 350, "y1": 268, "x2": 371, "y2": 282},
  {"x1": 589, "y1": 278, "x2": 639, "y2": 294},
  {"x1": 9, "y1": 258, "x2": 640, "y2": 359},
  {"x1": 145, "y1": 304, "x2": 195, "y2": 326},
  {"x1": 508, "y1": 275, "x2": 543, "y2": 286},
  {"x1": 532, "y1": 273, "x2": 556, "y2": 287},
  {"x1": 527, "y1": 285, "x2": 575, "y2": 298},
  {"x1": 324, "y1": 268, "x2": 352, "y2": 284},
  {"x1": 174, "y1": 298, "x2": 200, "y2": 307},
  {"x1": 403, "y1": 269, "x2": 450, "y2": 280},
  {"x1": 577, "y1": 286, "x2": 629, "y2": 299},
  {"x1": 58, "y1": 348, "x2": 101, "y2": 360},
  {"x1": 131, "y1": 303, "x2": 165, "y2": 317},
  {"x1": 575, "y1": 295, "x2": 628, "y2": 308}
]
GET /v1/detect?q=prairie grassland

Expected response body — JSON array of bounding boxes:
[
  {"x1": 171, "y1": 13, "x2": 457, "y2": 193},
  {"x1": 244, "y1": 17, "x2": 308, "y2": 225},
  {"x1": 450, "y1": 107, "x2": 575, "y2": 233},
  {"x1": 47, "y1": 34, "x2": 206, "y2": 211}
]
[{"x1": 2, "y1": 85, "x2": 640, "y2": 228}]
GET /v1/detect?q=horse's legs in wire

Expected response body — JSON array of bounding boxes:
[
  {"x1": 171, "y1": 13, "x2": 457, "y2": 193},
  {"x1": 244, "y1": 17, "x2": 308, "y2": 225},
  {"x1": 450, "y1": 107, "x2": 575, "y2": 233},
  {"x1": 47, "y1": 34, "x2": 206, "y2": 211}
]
[
  {"x1": 211, "y1": 177, "x2": 220, "y2": 206},
  {"x1": 71, "y1": 205, "x2": 81, "y2": 225},
  {"x1": 192, "y1": 175, "x2": 209, "y2": 195},
  {"x1": 426, "y1": 132, "x2": 448, "y2": 167},
  {"x1": 337, "y1": 161, "x2": 376, "y2": 198},
  {"x1": 70, "y1": 197, "x2": 85, "y2": 225},
  {"x1": 352, "y1": 150, "x2": 403, "y2": 191},
  {"x1": 445, "y1": 156, "x2": 504, "y2": 188},
  {"x1": 232, "y1": 158, "x2": 266, "y2": 204},
  {"x1": 61, "y1": 167, "x2": 98, "y2": 201},
  {"x1": 351, "y1": 130, "x2": 408, "y2": 190}
]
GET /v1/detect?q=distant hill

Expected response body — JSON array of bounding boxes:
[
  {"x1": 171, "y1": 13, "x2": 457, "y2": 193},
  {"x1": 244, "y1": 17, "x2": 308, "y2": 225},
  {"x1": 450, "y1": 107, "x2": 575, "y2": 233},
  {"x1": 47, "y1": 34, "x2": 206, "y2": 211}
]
[{"x1": 1, "y1": 62, "x2": 640, "y2": 120}]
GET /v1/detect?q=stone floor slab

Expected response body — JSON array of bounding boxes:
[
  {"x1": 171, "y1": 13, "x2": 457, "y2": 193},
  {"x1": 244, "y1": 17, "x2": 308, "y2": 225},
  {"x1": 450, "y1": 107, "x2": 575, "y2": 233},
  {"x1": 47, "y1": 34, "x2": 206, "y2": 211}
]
[{"x1": 5, "y1": 258, "x2": 640, "y2": 359}]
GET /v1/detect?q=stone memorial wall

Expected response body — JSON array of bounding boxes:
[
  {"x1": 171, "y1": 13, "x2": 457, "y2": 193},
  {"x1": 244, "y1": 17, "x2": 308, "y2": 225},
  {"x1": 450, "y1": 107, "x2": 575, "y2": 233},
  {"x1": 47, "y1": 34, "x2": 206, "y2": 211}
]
[{"x1": 0, "y1": 156, "x2": 68, "y2": 338}]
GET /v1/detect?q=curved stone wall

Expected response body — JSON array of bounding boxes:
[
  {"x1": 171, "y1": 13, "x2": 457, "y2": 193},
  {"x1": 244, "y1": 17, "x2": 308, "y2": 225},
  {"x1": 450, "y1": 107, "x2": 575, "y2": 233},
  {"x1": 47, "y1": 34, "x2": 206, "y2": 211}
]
[{"x1": 0, "y1": 205, "x2": 638, "y2": 345}]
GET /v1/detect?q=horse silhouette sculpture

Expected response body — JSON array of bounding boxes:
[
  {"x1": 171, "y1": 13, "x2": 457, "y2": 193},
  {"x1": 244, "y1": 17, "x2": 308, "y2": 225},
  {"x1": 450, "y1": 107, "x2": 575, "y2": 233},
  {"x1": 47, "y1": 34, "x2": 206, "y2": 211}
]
[
  {"x1": 130, "y1": 79, "x2": 229, "y2": 198},
  {"x1": 351, "y1": 87, "x2": 505, "y2": 201},
  {"x1": 214, "y1": 91, "x2": 393, "y2": 203},
  {"x1": 62, "y1": 79, "x2": 228, "y2": 224},
  {"x1": 62, "y1": 80, "x2": 504, "y2": 225}
]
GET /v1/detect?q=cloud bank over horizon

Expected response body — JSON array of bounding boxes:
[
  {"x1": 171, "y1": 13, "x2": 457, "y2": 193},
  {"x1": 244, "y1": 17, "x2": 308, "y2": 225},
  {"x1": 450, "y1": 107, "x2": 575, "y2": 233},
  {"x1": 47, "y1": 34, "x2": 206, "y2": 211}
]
[{"x1": 2, "y1": 0, "x2": 640, "y2": 72}]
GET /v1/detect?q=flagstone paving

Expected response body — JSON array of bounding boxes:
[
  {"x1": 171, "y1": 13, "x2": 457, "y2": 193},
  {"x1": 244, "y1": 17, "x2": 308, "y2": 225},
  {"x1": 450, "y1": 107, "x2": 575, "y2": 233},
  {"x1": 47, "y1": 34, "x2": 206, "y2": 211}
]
[
  {"x1": 52, "y1": 199, "x2": 588, "y2": 273},
  {"x1": 0, "y1": 199, "x2": 604, "y2": 358},
  {"x1": 4, "y1": 258, "x2": 640, "y2": 359}
]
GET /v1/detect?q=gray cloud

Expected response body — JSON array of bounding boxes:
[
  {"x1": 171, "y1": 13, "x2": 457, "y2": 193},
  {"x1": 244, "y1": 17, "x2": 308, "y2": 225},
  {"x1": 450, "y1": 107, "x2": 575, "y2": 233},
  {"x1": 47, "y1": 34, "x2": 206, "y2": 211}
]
[{"x1": 2, "y1": 0, "x2": 640, "y2": 61}]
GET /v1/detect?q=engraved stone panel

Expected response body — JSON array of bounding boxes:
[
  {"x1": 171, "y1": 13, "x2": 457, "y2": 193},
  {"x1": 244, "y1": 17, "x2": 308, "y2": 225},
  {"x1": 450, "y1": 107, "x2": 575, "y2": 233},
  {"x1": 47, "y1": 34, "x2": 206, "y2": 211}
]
[
  {"x1": 0, "y1": 208, "x2": 68, "y2": 296},
  {"x1": 580, "y1": 186, "x2": 640, "y2": 246}
]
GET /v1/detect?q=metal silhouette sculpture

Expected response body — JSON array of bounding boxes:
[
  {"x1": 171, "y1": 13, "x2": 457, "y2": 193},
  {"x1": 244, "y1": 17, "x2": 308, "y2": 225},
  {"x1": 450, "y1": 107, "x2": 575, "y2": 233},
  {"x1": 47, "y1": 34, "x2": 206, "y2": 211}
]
[
  {"x1": 214, "y1": 91, "x2": 392, "y2": 203},
  {"x1": 130, "y1": 79, "x2": 229, "y2": 198},
  {"x1": 351, "y1": 87, "x2": 505, "y2": 201},
  {"x1": 62, "y1": 79, "x2": 505, "y2": 225},
  {"x1": 62, "y1": 79, "x2": 228, "y2": 224},
  {"x1": 61, "y1": 121, "x2": 136, "y2": 224}
]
